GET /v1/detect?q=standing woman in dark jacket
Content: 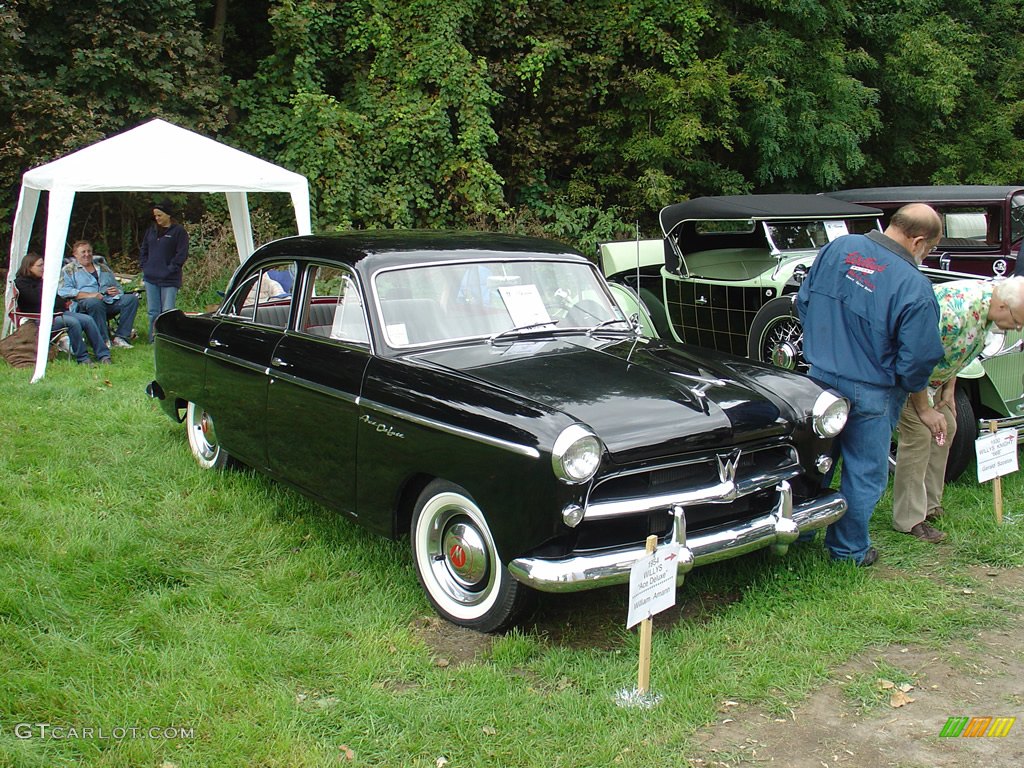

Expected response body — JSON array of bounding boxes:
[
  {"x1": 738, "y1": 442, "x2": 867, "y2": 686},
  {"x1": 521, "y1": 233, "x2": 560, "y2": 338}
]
[
  {"x1": 15, "y1": 252, "x2": 111, "y2": 364},
  {"x1": 140, "y1": 199, "x2": 189, "y2": 340}
]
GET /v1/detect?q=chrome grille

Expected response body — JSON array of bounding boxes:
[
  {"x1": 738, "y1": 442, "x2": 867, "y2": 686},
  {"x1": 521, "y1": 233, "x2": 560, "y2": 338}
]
[{"x1": 585, "y1": 444, "x2": 800, "y2": 522}]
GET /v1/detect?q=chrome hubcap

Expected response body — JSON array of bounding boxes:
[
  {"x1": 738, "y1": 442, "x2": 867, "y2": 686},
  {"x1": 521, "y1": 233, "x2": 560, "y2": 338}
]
[
  {"x1": 442, "y1": 522, "x2": 487, "y2": 588},
  {"x1": 417, "y1": 490, "x2": 499, "y2": 614},
  {"x1": 771, "y1": 341, "x2": 799, "y2": 370},
  {"x1": 190, "y1": 407, "x2": 218, "y2": 462},
  {"x1": 761, "y1": 317, "x2": 805, "y2": 372}
]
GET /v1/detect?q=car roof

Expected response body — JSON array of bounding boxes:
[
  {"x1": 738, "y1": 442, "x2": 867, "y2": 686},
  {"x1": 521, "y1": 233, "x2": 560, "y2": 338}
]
[
  {"x1": 248, "y1": 230, "x2": 587, "y2": 271},
  {"x1": 824, "y1": 185, "x2": 1024, "y2": 205},
  {"x1": 659, "y1": 194, "x2": 881, "y2": 237}
]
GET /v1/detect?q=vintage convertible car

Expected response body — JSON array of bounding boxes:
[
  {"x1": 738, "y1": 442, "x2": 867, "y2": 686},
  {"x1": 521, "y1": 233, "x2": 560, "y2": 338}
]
[
  {"x1": 147, "y1": 231, "x2": 850, "y2": 632},
  {"x1": 601, "y1": 194, "x2": 1024, "y2": 482}
]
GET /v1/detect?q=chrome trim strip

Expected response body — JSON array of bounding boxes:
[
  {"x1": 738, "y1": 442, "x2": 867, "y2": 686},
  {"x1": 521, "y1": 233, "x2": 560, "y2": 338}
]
[
  {"x1": 584, "y1": 466, "x2": 801, "y2": 519},
  {"x1": 362, "y1": 399, "x2": 541, "y2": 459},
  {"x1": 204, "y1": 349, "x2": 269, "y2": 376},
  {"x1": 159, "y1": 336, "x2": 205, "y2": 355},
  {"x1": 265, "y1": 370, "x2": 360, "y2": 405},
  {"x1": 508, "y1": 489, "x2": 846, "y2": 593}
]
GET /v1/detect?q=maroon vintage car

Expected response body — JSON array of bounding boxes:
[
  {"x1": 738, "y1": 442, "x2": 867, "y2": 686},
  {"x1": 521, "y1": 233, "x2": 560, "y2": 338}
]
[{"x1": 824, "y1": 186, "x2": 1024, "y2": 277}]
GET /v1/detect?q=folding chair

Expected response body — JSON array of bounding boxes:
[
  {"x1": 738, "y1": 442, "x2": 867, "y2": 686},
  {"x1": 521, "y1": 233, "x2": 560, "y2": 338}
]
[{"x1": 6, "y1": 285, "x2": 72, "y2": 359}]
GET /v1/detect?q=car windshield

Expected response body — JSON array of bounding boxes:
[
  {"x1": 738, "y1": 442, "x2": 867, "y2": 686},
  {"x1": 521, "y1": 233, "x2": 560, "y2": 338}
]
[
  {"x1": 372, "y1": 259, "x2": 625, "y2": 348},
  {"x1": 765, "y1": 221, "x2": 840, "y2": 252}
]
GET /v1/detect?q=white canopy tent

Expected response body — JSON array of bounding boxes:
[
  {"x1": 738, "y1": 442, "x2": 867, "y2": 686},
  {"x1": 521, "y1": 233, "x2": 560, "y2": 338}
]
[{"x1": 3, "y1": 118, "x2": 312, "y2": 381}]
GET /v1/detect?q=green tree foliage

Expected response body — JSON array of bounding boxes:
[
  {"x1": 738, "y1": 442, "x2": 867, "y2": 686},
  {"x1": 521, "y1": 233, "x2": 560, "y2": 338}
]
[
  {"x1": 233, "y1": 0, "x2": 505, "y2": 231},
  {"x1": 726, "y1": 1, "x2": 879, "y2": 191},
  {"x1": 474, "y1": 0, "x2": 748, "y2": 240},
  {"x1": 2, "y1": 1, "x2": 1023, "y2": 261},
  {"x1": 467, "y1": 0, "x2": 881, "y2": 238},
  {"x1": 0, "y1": 0, "x2": 228, "y2": 254},
  {"x1": 850, "y1": 0, "x2": 1024, "y2": 186}
]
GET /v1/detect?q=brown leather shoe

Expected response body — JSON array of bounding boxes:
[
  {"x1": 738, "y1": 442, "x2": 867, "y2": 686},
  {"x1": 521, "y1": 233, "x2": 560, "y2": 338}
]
[
  {"x1": 925, "y1": 507, "x2": 944, "y2": 521},
  {"x1": 858, "y1": 547, "x2": 879, "y2": 567},
  {"x1": 907, "y1": 522, "x2": 946, "y2": 543}
]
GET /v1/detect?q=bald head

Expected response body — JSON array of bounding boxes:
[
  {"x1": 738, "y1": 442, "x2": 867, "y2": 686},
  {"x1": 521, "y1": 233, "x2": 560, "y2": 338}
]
[{"x1": 883, "y1": 203, "x2": 942, "y2": 264}]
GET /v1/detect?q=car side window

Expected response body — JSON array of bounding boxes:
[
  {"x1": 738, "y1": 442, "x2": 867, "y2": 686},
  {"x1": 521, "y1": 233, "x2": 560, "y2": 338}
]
[
  {"x1": 299, "y1": 264, "x2": 369, "y2": 345},
  {"x1": 1011, "y1": 194, "x2": 1024, "y2": 245},
  {"x1": 220, "y1": 262, "x2": 296, "y2": 329},
  {"x1": 218, "y1": 264, "x2": 294, "y2": 327}
]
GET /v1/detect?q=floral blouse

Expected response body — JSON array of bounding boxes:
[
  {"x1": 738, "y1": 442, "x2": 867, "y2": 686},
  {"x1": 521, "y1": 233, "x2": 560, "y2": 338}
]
[{"x1": 929, "y1": 279, "x2": 994, "y2": 388}]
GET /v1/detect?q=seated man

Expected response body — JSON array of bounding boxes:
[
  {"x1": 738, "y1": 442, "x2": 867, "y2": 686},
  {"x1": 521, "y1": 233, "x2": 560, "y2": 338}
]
[
  {"x1": 59, "y1": 240, "x2": 139, "y2": 348},
  {"x1": 16, "y1": 251, "x2": 111, "y2": 365}
]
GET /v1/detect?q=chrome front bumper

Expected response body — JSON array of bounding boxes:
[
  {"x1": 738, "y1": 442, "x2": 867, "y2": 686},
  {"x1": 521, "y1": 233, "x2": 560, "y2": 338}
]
[
  {"x1": 507, "y1": 481, "x2": 846, "y2": 593},
  {"x1": 975, "y1": 413, "x2": 1024, "y2": 442}
]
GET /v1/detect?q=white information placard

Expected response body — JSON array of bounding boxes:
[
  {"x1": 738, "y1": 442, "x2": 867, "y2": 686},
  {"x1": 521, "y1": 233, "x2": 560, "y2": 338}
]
[
  {"x1": 976, "y1": 428, "x2": 1018, "y2": 483},
  {"x1": 497, "y1": 284, "x2": 553, "y2": 328},
  {"x1": 626, "y1": 544, "x2": 680, "y2": 630},
  {"x1": 824, "y1": 220, "x2": 850, "y2": 241}
]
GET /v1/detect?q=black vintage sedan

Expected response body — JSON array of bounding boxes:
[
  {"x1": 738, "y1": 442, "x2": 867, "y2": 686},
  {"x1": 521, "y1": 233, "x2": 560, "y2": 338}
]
[{"x1": 148, "y1": 231, "x2": 849, "y2": 632}]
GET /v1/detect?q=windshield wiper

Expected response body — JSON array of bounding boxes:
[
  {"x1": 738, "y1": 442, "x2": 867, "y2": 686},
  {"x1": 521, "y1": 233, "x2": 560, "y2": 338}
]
[
  {"x1": 488, "y1": 321, "x2": 558, "y2": 344},
  {"x1": 586, "y1": 318, "x2": 634, "y2": 337}
]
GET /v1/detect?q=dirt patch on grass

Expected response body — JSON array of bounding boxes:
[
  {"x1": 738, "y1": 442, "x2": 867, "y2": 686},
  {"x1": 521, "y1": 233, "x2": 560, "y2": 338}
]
[
  {"x1": 409, "y1": 615, "x2": 494, "y2": 667},
  {"x1": 688, "y1": 566, "x2": 1024, "y2": 767}
]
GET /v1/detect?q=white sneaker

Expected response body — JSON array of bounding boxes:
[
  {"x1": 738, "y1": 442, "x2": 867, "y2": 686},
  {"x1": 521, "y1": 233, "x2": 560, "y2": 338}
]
[{"x1": 111, "y1": 336, "x2": 133, "y2": 349}]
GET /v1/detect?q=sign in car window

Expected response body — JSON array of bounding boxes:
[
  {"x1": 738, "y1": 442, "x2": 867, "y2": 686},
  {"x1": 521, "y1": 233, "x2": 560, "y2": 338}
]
[
  {"x1": 498, "y1": 284, "x2": 553, "y2": 328},
  {"x1": 823, "y1": 220, "x2": 850, "y2": 241}
]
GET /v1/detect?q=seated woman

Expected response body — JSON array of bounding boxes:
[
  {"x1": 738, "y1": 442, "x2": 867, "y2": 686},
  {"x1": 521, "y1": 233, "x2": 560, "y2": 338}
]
[{"x1": 15, "y1": 252, "x2": 111, "y2": 365}]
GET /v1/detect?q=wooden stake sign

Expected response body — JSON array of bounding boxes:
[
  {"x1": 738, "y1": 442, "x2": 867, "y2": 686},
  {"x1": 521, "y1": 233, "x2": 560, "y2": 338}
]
[
  {"x1": 975, "y1": 423, "x2": 1018, "y2": 524},
  {"x1": 627, "y1": 535, "x2": 680, "y2": 693}
]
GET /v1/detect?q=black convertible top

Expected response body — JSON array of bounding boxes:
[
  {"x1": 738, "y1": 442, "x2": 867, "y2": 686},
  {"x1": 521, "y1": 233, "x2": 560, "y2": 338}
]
[
  {"x1": 824, "y1": 185, "x2": 1024, "y2": 205},
  {"x1": 659, "y1": 194, "x2": 881, "y2": 237}
]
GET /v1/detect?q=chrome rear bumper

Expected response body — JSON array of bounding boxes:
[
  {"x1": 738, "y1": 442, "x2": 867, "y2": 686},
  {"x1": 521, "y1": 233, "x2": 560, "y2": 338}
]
[{"x1": 507, "y1": 481, "x2": 846, "y2": 593}]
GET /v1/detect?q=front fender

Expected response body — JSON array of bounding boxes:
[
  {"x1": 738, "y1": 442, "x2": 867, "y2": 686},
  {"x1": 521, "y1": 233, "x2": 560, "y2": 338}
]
[{"x1": 956, "y1": 358, "x2": 986, "y2": 380}]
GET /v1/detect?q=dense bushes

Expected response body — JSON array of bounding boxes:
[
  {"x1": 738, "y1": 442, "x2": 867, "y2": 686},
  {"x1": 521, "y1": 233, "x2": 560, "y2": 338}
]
[{"x1": 2, "y1": 0, "x2": 1023, "y2": 261}]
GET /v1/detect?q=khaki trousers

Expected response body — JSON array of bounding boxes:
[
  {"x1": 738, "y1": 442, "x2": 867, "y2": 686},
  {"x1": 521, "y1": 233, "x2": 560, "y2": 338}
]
[{"x1": 892, "y1": 398, "x2": 957, "y2": 532}]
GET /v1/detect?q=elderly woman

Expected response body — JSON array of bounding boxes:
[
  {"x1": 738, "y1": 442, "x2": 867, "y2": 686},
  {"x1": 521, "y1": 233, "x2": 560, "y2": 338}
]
[{"x1": 15, "y1": 252, "x2": 111, "y2": 365}]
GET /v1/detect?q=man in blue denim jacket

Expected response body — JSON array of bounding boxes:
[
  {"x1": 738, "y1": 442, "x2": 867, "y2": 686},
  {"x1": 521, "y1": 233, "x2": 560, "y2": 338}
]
[
  {"x1": 59, "y1": 240, "x2": 140, "y2": 349},
  {"x1": 797, "y1": 204, "x2": 945, "y2": 566}
]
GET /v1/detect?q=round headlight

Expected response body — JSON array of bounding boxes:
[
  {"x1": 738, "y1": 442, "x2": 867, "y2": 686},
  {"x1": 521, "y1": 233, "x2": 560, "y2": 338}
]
[
  {"x1": 552, "y1": 425, "x2": 603, "y2": 484},
  {"x1": 812, "y1": 391, "x2": 849, "y2": 438}
]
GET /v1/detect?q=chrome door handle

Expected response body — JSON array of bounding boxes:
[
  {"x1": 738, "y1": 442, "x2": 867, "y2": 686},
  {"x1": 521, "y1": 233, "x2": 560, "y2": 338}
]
[
  {"x1": 271, "y1": 357, "x2": 291, "y2": 368},
  {"x1": 209, "y1": 338, "x2": 225, "y2": 348}
]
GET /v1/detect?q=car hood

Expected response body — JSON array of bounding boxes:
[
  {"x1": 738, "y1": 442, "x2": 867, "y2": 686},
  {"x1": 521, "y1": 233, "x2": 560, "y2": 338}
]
[{"x1": 413, "y1": 335, "x2": 793, "y2": 461}]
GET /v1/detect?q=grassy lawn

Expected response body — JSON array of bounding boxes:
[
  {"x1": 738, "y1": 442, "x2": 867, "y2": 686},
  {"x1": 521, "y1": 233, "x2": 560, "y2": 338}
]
[{"x1": 2, "y1": 346, "x2": 1023, "y2": 767}]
